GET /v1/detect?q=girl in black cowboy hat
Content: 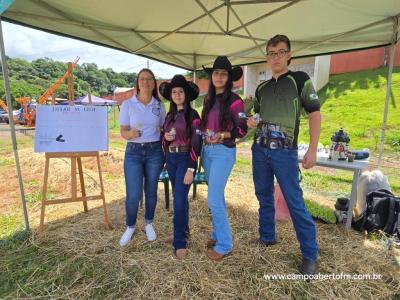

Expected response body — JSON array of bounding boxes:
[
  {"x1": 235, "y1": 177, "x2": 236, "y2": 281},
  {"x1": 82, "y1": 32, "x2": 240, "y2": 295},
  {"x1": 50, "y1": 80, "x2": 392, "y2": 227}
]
[
  {"x1": 201, "y1": 56, "x2": 248, "y2": 261},
  {"x1": 159, "y1": 74, "x2": 202, "y2": 259}
]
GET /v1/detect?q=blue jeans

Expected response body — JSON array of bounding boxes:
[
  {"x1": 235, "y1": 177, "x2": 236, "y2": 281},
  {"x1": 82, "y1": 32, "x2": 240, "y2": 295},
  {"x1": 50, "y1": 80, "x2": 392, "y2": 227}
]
[
  {"x1": 252, "y1": 143, "x2": 318, "y2": 261},
  {"x1": 203, "y1": 144, "x2": 236, "y2": 255},
  {"x1": 166, "y1": 152, "x2": 191, "y2": 250},
  {"x1": 123, "y1": 141, "x2": 164, "y2": 227}
]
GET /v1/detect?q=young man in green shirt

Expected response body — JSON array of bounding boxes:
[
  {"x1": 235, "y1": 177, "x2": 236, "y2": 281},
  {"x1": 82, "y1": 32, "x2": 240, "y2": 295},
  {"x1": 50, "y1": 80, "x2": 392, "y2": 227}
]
[{"x1": 247, "y1": 35, "x2": 321, "y2": 274}]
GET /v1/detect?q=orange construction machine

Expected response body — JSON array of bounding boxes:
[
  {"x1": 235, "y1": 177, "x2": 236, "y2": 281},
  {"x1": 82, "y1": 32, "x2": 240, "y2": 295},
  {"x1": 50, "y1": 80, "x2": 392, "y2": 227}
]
[
  {"x1": 0, "y1": 98, "x2": 8, "y2": 112},
  {"x1": 12, "y1": 57, "x2": 80, "y2": 127},
  {"x1": 15, "y1": 97, "x2": 35, "y2": 126},
  {"x1": 0, "y1": 98, "x2": 25, "y2": 125}
]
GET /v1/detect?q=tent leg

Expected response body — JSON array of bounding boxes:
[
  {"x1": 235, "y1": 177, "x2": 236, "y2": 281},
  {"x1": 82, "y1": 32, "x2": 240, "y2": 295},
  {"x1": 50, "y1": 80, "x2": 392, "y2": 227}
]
[
  {"x1": 193, "y1": 54, "x2": 197, "y2": 109},
  {"x1": 193, "y1": 70, "x2": 197, "y2": 109},
  {"x1": 0, "y1": 18, "x2": 30, "y2": 232},
  {"x1": 378, "y1": 41, "x2": 396, "y2": 168},
  {"x1": 113, "y1": 105, "x2": 116, "y2": 128}
]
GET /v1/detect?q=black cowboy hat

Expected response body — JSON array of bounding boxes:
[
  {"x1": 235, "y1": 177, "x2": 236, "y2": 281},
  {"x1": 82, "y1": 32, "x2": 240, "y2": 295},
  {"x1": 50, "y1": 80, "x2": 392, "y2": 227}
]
[
  {"x1": 159, "y1": 74, "x2": 199, "y2": 102},
  {"x1": 202, "y1": 56, "x2": 243, "y2": 81}
]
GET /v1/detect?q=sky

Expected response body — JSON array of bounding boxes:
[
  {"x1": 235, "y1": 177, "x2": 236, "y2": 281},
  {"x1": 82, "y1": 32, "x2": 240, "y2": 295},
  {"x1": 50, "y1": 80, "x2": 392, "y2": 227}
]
[{"x1": 2, "y1": 21, "x2": 186, "y2": 79}]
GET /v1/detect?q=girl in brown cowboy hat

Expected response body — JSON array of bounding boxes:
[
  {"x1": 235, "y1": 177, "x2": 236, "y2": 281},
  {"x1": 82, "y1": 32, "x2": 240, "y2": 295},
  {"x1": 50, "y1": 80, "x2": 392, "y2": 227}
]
[
  {"x1": 201, "y1": 56, "x2": 248, "y2": 261},
  {"x1": 159, "y1": 74, "x2": 202, "y2": 259}
]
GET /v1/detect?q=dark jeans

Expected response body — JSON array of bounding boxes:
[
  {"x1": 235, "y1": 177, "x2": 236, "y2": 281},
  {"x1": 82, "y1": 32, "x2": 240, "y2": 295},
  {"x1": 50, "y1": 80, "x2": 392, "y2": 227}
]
[
  {"x1": 252, "y1": 143, "x2": 318, "y2": 261},
  {"x1": 124, "y1": 141, "x2": 164, "y2": 227},
  {"x1": 166, "y1": 152, "x2": 190, "y2": 250}
]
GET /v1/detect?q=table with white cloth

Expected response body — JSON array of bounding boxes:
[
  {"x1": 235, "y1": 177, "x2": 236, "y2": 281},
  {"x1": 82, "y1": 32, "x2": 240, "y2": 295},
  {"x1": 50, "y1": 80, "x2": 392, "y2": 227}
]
[{"x1": 298, "y1": 151, "x2": 369, "y2": 229}]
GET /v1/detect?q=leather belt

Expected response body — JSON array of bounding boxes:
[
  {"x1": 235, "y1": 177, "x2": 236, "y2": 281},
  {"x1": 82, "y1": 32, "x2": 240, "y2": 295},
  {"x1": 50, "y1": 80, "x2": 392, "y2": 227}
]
[{"x1": 168, "y1": 145, "x2": 190, "y2": 153}]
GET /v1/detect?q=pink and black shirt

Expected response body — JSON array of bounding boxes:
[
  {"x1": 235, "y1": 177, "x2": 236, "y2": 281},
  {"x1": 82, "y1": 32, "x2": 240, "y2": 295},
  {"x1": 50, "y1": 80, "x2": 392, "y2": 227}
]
[
  {"x1": 204, "y1": 92, "x2": 247, "y2": 148},
  {"x1": 162, "y1": 109, "x2": 202, "y2": 170}
]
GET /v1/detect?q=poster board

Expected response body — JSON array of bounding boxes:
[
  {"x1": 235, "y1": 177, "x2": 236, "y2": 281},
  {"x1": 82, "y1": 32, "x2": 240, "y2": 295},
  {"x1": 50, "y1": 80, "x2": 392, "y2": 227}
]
[{"x1": 34, "y1": 105, "x2": 108, "y2": 152}]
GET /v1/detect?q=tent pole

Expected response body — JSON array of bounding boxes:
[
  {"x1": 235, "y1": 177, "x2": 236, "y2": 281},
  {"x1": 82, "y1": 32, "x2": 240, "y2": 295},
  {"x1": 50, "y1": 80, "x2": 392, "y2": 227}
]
[
  {"x1": 193, "y1": 54, "x2": 197, "y2": 109},
  {"x1": 192, "y1": 69, "x2": 197, "y2": 109},
  {"x1": 0, "y1": 18, "x2": 30, "y2": 231},
  {"x1": 193, "y1": 53, "x2": 197, "y2": 84},
  {"x1": 113, "y1": 106, "x2": 116, "y2": 128},
  {"x1": 113, "y1": 88, "x2": 116, "y2": 128},
  {"x1": 378, "y1": 41, "x2": 396, "y2": 168}
]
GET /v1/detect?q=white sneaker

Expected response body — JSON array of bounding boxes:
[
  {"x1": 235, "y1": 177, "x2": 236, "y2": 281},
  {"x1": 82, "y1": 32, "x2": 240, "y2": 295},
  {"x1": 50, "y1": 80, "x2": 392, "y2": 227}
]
[
  {"x1": 145, "y1": 223, "x2": 157, "y2": 241},
  {"x1": 119, "y1": 226, "x2": 135, "y2": 246}
]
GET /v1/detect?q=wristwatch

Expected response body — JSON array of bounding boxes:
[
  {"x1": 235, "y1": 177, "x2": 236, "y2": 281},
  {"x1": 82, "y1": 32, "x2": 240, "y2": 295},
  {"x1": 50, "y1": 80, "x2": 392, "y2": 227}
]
[{"x1": 187, "y1": 168, "x2": 195, "y2": 173}]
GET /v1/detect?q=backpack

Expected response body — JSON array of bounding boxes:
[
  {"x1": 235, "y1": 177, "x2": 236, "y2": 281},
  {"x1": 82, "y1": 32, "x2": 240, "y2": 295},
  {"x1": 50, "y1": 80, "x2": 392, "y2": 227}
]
[{"x1": 352, "y1": 189, "x2": 400, "y2": 238}]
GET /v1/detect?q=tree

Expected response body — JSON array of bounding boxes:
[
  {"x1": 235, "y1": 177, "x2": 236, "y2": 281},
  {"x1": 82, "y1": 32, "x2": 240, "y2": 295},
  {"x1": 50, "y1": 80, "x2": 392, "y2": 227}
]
[
  {"x1": 185, "y1": 70, "x2": 208, "y2": 79},
  {"x1": 0, "y1": 79, "x2": 43, "y2": 107},
  {"x1": 3, "y1": 56, "x2": 138, "y2": 101}
]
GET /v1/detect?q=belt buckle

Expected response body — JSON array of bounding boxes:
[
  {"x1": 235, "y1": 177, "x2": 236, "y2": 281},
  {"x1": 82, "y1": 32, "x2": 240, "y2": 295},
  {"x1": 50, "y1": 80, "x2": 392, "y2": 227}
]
[
  {"x1": 169, "y1": 146, "x2": 177, "y2": 153},
  {"x1": 255, "y1": 137, "x2": 267, "y2": 147}
]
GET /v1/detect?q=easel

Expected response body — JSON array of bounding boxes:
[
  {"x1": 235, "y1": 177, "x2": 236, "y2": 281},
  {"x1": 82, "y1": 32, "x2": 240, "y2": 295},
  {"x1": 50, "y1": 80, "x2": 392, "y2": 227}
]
[
  {"x1": 39, "y1": 151, "x2": 112, "y2": 231},
  {"x1": 39, "y1": 62, "x2": 112, "y2": 231}
]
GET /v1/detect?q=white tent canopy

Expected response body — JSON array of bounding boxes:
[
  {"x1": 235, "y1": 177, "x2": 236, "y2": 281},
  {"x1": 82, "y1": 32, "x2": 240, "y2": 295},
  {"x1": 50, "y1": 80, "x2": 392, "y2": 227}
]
[
  {"x1": 2, "y1": 0, "x2": 400, "y2": 70},
  {"x1": 0, "y1": 0, "x2": 399, "y2": 232},
  {"x1": 73, "y1": 94, "x2": 118, "y2": 106}
]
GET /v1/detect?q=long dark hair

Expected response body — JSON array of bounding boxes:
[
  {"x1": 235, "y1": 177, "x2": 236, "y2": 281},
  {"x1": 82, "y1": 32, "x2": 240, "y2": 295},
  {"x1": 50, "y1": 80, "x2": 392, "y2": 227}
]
[
  {"x1": 135, "y1": 68, "x2": 160, "y2": 101},
  {"x1": 166, "y1": 88, "x2": 193, "y2": 137},
  {"x1": 201, "y1": 72, "x2": 233, "y2": 131}
]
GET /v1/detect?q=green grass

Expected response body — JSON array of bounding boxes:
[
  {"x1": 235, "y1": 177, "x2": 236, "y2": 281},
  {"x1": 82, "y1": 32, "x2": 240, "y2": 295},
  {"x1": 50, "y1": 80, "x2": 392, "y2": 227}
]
[
  {"x1": 192, "y1": 94, "x2": 205, "y2": 109},
  {"x1": 25, "y1": 192, "x2": 42, "y2": 203},
  {"x1": 386, "y1": 131, "x2": 400, "y2": 151},
  {"x1": 301, "y1": 171, "x2": 353, "y2": 198},
  {"x1": 305, "y1": 199, "x2": 336, "y2": 224},
  {"x1": 104, "y1": 173, "x2": 121, "y2": 180},
  {"x1": 0, "y1": 238, "x2": 144, "y2": 298},
  {"x1": 109, "y1": 139, "x2": 126, "y2": 150},
  {"x1": 298, "y1": 67, "x2": 400, "y2": 152},
  {"x1": 25, "y1": 191, "x2": 56, "y2": 203},
  {"x1": 236, "y1": 156, "x2": 251, "y2": 167},
  {"x1": 0, "y1": 212, "x2": 22, "y2": 239},
  {"x1": 302, "y1": 168, "x2": 400, "y2": 196},
  {"x1": 0, "y1": 136, "x2": 31, "y2": 154},
  {"x1": 108, "y1": 107, "x2": 120, "y2": 135},
  {"x1": 0, "y1": 158, "x2": 13, "y2": 167}
]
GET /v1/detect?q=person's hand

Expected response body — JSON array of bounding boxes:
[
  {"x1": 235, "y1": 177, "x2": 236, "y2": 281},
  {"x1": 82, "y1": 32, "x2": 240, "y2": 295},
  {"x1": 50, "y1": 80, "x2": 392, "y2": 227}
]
[
  {"x1": 129, "y1": 128, "x2": 141, "y2": 139},
  {"x1": 164, "y1": 132, "x2": 175, "y2": 141},
  {"x1": 247, "y1": 117, "x2": 258, "y2": 129},
  {"x1": 206, "y1": 132, "x2": 224, "y2": 144},
  {"x1": 183, "y1": 170, "x2": 194, "y2": 185},
  {"x1": 302, "y1": 149, "x2": 317, "y2": 169}
]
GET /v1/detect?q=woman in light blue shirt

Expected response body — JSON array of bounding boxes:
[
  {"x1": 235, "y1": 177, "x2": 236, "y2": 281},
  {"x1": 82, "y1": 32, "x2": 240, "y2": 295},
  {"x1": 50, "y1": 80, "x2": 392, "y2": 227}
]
[{"x1": 119, "y1": 68, "x2": 166, "y2": 246}]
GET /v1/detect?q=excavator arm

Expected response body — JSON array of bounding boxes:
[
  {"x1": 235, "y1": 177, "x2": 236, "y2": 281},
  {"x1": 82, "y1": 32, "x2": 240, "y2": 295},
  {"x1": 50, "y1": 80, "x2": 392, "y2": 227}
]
[
  {"x1": 0, "y1": 99, "x2": 8, "y2": 112},
  {"x1": 37, "y1": 57, "x2": 80, "y2": 104}
]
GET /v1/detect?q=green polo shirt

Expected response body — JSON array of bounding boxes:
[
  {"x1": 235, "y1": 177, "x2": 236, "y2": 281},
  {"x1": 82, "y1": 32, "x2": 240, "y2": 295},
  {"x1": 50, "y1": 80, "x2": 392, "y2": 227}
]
[{"x1": 254, "y1": 70, "x2": 320, "y2": 148}]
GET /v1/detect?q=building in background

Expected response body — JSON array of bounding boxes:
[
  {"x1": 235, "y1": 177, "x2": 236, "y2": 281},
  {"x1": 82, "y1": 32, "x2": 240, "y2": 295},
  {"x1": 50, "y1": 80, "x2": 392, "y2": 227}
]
[
  {"x1": 105, "y1": 43, "x2": 400, "y2": 104},
  {"x1": 244, "y1": 56, "x2": 331, "y2": 98},
  {"x1": 104, "y1": 87, "x2": 135, "y2": 105},
  {"x1": 330, "y1": 42, "x2": 400, "y2": 74}
]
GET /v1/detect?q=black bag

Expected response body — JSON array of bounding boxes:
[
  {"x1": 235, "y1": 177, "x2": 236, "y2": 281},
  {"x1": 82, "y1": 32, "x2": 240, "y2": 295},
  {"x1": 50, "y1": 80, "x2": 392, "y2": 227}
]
[{"x1": 352, "y1": 189, "x2": 400, "y2": 237}]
